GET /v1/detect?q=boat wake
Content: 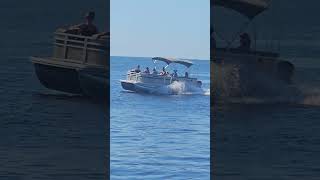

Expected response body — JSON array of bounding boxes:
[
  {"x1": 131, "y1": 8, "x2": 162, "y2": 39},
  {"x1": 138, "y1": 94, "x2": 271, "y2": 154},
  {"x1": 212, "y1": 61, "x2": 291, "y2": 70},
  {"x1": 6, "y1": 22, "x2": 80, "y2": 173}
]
[
  {"x1": 218, "y1": 86, "x2": 320, "y2": 107},
  {"x1": 213, "y1": 65, "x2": 320, "y2": 106},
  {"x1": 299, "y1": 86, "x2": 320, "y2": 106},
  {"x1": 33, "y1": 91, "x2": 84, "y2": 100},
  {"x1": 155, "y1": 81, "x2": 209, "y2": 96}
]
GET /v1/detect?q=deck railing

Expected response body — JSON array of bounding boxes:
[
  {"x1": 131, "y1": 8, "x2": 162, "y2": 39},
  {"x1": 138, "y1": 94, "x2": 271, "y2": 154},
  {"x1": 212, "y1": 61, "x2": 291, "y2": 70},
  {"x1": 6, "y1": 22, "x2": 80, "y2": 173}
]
[{"x1": 53, "y1": 31, "x2": 109, "y2": 67}]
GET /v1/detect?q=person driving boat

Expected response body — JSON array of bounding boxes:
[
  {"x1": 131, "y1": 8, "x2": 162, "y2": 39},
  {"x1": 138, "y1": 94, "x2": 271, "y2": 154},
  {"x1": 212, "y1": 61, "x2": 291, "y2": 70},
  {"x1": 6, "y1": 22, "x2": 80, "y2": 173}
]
[
  {"x1": 160, "y1": 66, "x2": 166, "y2": 75},
  {"x1": 66, "y1": 11, "x2": 99, "y2": 36}
]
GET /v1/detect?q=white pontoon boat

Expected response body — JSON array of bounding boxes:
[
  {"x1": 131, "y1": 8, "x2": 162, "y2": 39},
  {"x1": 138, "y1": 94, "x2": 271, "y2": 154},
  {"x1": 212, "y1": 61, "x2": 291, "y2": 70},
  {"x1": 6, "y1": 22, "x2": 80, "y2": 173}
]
[{"x1": 120, "y1": 57, "x2": 202, "y2": 94}]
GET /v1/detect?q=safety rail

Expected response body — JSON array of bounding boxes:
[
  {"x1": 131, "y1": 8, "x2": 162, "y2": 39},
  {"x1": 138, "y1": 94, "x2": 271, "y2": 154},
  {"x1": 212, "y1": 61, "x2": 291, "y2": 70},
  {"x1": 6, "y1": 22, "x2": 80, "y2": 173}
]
[
  {"x1": 126, "y1": 71, "x2": 196, "y2": 85},
  {"x1": 214, "y1": 47, "x2": 279, "y2": 57},
  {"x1": 127, "y1": 71, "x2": 140, "y2": 82},
  {"x1": 53, "y1": 31, "x2": 109, "y2": 66}
]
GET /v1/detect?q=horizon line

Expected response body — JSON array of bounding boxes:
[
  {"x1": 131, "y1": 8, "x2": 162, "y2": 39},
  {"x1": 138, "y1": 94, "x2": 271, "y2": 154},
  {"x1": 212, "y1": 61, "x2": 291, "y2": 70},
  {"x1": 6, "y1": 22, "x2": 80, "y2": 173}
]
[{"x1": 110, "y1": 55, "x2": 209, "y2": 61}]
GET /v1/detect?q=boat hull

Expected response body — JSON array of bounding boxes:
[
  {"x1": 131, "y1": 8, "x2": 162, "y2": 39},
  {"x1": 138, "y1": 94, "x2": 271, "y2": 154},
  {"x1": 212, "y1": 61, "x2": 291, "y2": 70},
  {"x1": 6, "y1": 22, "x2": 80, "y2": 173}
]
[
  {"x1": 31, "y1": 31, "x2": 109, "y2": 97},
  {"x1": 212, "y1": 49, "x2": 295, "y2": 97},
  {"x1": 120, "y1": 80, "x2": 202, "y2": 94},
  {"x1": 33, "y1": 62, "x2": 82, "y2": 94},
  {"x1": 78, "y1": 67, "x2": 109, "y2": 102},
  {"x1": 121, "y1": 80, "x2": 166, "y2": 94},
  {"x1": 121, "y1": 80, "x2": 136, "y2": 92}
]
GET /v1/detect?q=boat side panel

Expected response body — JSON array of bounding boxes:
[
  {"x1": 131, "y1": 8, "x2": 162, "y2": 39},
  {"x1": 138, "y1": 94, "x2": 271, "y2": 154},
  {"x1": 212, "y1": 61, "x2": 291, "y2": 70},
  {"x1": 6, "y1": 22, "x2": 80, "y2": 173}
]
[
  {"x1": 78, "y1": 67, "x2": 109, "y2": 102},
  {"x1": 33, "y1": 63, "x2": 82, "y2": 94},
  {"x1": 121, "y1": 81, "x2": 136, "y2": 92}
]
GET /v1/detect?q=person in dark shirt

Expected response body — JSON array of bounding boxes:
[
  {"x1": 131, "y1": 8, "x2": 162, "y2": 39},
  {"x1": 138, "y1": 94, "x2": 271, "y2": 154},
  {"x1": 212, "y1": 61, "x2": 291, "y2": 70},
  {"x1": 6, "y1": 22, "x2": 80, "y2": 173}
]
[
  {"x1": 185, "y1": 71, "x2": 189, "y2": 78},
  {"x1": 134, "y1": 65, "x2": 141, "y2": 73},
  {"x1": 144, "y1": 67, "x2": 150, "y2": 74},
  {"x1": 67, "y1": 11, "x2": 98, "y2": 36}
]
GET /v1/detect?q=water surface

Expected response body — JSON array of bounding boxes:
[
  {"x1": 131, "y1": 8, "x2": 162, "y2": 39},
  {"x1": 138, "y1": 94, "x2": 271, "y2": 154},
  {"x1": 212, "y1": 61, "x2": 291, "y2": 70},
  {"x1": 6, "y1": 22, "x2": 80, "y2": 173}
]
[
  {"x1": 0, "y1": 1, "x2": 108, "y2": 179},
  {"x1": 111, "y1": 56, "x2": 210, "y2": 179}
]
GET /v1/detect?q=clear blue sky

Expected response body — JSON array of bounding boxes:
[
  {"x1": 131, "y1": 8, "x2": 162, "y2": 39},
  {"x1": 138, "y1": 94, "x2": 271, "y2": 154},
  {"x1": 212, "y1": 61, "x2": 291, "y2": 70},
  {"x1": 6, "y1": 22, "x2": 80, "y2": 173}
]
[{"x1": 111, "y1": 0, "x2": 210, "y2": 60}]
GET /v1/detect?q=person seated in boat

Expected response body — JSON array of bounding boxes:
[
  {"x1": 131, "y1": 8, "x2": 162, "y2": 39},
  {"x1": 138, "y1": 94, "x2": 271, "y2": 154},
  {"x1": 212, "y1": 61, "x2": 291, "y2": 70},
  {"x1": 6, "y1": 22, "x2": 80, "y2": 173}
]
[
  {"x1": 238, "y1": 33, "x2": 251, "y2": 51},
  {"x1": 65, "y1": 11, "x2": 99, "y2": 36},
  {"x1": 134, "y1": 65, "x2": 141, "y2": 73},
  {"x1": 144, "y1": 67, "x2": 150, "y2": 74},
  {"x1": 160, "y1": 67, "x2": 166, "y2": 75},
  {"x1": 152, "y1": 67, "x2": 158, "y2": 75},
  {"x1": 172, "y1": 70, "x2": 178, "y2": 78},
  {"x1": 92, "y1": 31, "x2": 110, "y2": 39},
  {"x1": 185, "y1": 71, "x2": 189, "y2": 78}
]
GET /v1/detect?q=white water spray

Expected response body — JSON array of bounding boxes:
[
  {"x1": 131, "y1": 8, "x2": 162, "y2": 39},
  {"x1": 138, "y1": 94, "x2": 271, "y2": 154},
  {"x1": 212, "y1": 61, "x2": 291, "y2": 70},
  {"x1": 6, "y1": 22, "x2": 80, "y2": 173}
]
[{"x1": 154, "y1": 81, "x2": 209, "y2": 95}]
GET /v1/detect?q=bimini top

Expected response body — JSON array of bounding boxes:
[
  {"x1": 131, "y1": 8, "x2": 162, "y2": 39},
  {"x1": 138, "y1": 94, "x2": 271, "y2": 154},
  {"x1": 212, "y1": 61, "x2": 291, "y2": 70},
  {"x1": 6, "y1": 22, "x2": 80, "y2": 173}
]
[
  {"x1": 213, "y1": 0, "x2": 270, "y2": 19},
  {"x1": 152, "y1": 57, "x2": 193, "y2": 68}
]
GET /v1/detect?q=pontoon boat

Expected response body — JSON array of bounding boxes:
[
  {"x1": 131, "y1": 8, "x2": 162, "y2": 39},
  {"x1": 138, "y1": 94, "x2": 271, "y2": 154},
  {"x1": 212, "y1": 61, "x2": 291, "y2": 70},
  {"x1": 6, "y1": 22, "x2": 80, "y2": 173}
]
[
  {"x1": 31, "y1": 28, "x2": 109, "y2": 100},
  {"x1": 120, "y1": 57, "x2": 202, "y2": 94},
  {"x1": 212, "y1": 0, "x2": 295, "y2": 97}
]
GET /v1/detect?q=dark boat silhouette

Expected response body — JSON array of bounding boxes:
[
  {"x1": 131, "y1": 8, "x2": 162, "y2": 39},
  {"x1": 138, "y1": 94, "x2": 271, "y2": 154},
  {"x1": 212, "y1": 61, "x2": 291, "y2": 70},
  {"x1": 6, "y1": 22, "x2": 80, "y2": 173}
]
[
  {"x1": 31, "y1": 28, "x2": 109, "y2": 99},
  {"x1": 78, "y1": 66, "x2": 108, "y2": 101},
  {"x1": 212, "y1": 0, "x2": 296, "y2": 97}
]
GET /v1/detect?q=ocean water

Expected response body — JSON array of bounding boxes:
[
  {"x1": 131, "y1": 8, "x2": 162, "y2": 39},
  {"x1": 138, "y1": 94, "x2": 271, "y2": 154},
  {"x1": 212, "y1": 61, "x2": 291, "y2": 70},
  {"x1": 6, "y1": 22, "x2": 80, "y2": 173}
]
[
  {"x1": 213, "y1": 1, "x2": 320, "y2": 179},
  {"x1": 110, "y1": 56, "x2": 210, "y2": 179},
  {"x1": 0, "y1": 1, "x2": 108, "y2": 179}
]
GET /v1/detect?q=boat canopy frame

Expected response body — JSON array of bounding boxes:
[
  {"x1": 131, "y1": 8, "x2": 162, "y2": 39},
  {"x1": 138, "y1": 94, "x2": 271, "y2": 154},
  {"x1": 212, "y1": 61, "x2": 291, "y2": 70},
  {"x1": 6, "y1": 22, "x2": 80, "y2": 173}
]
[
  {"x1": 213, "y1": 0, "x2": 270, "y2": 19},
  {"x1": 212, "y1": 0, "x2": 272, "y2": 51},
  {"x1": 152, "y1": 57, "x2": 193, "y2": 68}
]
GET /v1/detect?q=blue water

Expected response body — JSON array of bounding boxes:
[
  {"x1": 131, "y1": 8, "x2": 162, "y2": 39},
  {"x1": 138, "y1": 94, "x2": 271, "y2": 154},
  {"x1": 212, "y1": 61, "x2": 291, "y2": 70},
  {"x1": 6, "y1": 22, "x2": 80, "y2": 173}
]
[
  {"x1": 110, "y1": 56, "x2": 210, "y2": 179},
  {"x1": 0, "y1": 1, "x2": 108, "y2": 179}
]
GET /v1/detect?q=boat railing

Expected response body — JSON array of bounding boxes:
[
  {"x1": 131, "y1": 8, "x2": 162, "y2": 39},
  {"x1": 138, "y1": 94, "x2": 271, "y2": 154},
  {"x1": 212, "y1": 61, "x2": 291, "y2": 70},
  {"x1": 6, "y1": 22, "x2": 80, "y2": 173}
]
[
  {"x1": 127, "y1": 71, "x2": 140, "y2": 81},
  {"x1": 126, "y1": 71, "x2": 197, "y2": 84},
  {"x1": 53, "y1": 30, "x2": 109, "y2": 67},
  {"x1": 215, "y1": 47, "x2": 279, "y2": 58}
]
